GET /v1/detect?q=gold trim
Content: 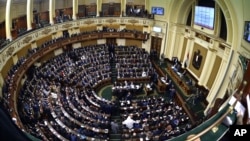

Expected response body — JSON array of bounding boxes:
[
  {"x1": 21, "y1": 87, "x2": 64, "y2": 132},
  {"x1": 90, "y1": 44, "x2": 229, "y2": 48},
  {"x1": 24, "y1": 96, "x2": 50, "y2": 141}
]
[
  {"x1": 128, "y1": 19, "x2": 139, "y2": 24},
  {"x1": 41, "y1": 28, "x2": 52, "y2": 35},
  {"x1": 23, "y1": 36, "x2": 32, "y2": 44},
  {"x1": 62, "y1": 23, "x2": 73, "y2": 28},
  {"x1": 6, "y1": 46, "x2": 14, "y2": 56},
  {"x1": 84, "y1": 20, "x2": 94, "y2": 25},
  {"x1": 106, "y1": 19, "x2": 116, "y2": 24}
]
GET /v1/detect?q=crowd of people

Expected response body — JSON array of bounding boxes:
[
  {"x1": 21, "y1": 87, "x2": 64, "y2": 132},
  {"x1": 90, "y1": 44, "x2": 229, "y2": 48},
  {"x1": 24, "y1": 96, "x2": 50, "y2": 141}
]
[
  {"x1": 16, "y1": 44, "x2": 115, "y2": 140},
  {"x1": 120, "y1": 96, "x2": 193, "y2": 140},
  {"x1": 115, "y1": 46, "x2": 154, "y2": 79},
  {"x1": 1, "y1": 27, "x2": 200, "y2": 140}
]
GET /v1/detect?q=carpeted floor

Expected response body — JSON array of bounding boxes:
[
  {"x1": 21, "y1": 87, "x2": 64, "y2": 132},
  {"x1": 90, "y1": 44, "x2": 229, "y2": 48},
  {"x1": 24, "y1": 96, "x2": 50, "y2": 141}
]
[{"x1": 98, "y1": 84, "x2": 159, "y2": 101}]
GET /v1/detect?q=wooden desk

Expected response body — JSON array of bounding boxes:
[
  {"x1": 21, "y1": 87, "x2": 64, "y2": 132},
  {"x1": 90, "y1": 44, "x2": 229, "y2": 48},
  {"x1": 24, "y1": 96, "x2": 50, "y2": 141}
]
[{"x1": 166, "y1": 67, "x2": 190, "y2": 94}]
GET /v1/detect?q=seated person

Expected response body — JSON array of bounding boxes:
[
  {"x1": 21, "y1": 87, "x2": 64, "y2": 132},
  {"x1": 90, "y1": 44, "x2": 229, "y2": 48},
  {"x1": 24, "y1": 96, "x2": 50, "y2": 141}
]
[
  {"x1": 160, "y1": 53, "x2": 165, "y2": 65},
  {"x1": 172, "y1": 57, "x2": 178, "y2": 64},
  {"x1": 172, "y1": 63, "x2": 181, "y2": 72},
  {"x1": 130, "y1": 82, "x2": 135, "y2": 89},
  {"x1": 186, "y1": 79, "x2": 193, "y2": 86},
  {"x1": 142, "y1": 70, "x2": 147, "y2": 77},
  {"x1": 177, "y1": 69, "x2": 187, "y2": 78},
  {"x1": 133, "y1": 122, "x2": 142, "y2": 129},
  {"x1": 122, "y1": 115, "x2": 136, "y2": 129}
]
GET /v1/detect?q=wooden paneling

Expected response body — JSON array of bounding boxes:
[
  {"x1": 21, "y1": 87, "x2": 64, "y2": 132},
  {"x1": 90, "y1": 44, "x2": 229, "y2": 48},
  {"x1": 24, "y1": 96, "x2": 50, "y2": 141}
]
[
  {"x1": 150, "y1": 36, "x2": 162, "y2": 58},
  {"x1": 125, "y1": 39, "x2": 142, "y2": 47},
  {"x1": 0, "y1": 21, "x2": 5, "y2": 38},
  {"x1": 13, "y1": 15, "x2": 27, "y2": 30},
  {"x1": 16, "y1": 44, "x2": 31, "y2": 58},
  {"x1": 81, "y1": 40, "x2": 97, "y2": 47},
  {"x1": 125, "y1": 25, "x2": 143, "y2": 32},
  {"x1": 38, "y1": 50, "x2": 55, "y2": 63},
  {"x1": 39, "y1": 11, "x2": 49, "y2": 22},
  {"x1": 206, "y1": 55, "x2": 222, "y2": 89},
  {"x1": 36, "y1": 35, "x2": 52, "y2": 47},
  {"x1": 63, "y1": 7, "x2": 73, "y2": 16},
  {"x1": 1, "y1": 57, "x2": 13, "y2": 79},
  {"x1": 86, "y1": 4, "x2": 96, "y2": 17},
  {"x1": 102, "y1": 3, "x2": 121, "y2": 17},
  {"x1": 78, "y1": 5, "x2": 86, "y2": 18},
  {"x1": 80, "y1": 26, "x2": 96, "y2": 32}
]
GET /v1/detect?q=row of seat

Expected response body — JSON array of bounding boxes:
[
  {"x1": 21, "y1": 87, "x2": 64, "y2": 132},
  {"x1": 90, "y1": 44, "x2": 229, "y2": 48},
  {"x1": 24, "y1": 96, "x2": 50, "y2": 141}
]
[{"x1": 120, "y1": 97, "x2": 193, "y2": 141}]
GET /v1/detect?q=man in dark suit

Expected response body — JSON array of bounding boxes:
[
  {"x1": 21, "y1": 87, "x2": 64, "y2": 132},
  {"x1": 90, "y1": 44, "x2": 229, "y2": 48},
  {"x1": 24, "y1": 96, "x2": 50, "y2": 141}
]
[{"x1": 192, "y1": 49, "x2": 202, "y2": 70}]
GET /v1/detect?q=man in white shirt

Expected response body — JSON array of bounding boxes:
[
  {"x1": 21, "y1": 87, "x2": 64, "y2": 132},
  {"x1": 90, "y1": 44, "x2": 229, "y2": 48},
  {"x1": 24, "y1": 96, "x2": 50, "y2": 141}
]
[{"x1": 122, "y1": 115, "x2": 136, "y2": 129}]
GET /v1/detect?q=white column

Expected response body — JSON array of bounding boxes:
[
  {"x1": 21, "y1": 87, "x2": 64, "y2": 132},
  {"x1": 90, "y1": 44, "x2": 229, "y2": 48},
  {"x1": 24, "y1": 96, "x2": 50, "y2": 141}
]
[
  {"x1": 198, "y1": 49, "x2": 215, "y2": 86},
  {"x1": 203, "y1": 48, "x2": 233, "y2": 115},
  {"x1": 72, "y1": 0, "x2": 77, "y2": 20},
  {"x1": 124, "y1": 0, "x2": 126, "y2": 16},
  {"x1": 76, "y1": 0, "x2": 78, "y2": 17},
  {"x1": 5, "y1": 0, "x2": 12, "y2": 41},
  {"x1": 31, "y1": 0, "x2": 33, "y2": 23},
  {"x1": 27, "y1": 0, "x2": 32, "y2": 30},
  {"x1": 53, "y1": 0, "x2": 55, "y2": 18},
  {"x1": 96, "y1": 0, "x2": 99, "y2": 17},
  {"x1": 49, "y1": 0, "x2": 55, "y2": 25}
]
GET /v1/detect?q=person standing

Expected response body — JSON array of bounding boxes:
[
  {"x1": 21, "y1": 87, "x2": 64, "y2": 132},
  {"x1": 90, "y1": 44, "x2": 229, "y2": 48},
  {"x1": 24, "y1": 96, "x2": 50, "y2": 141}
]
[
  {"x1": 169, "y1": 85, "x2": 176, "y2": 101},
  {"x1": 111, "y1": 120, "x2": 119, "y2": 133}
]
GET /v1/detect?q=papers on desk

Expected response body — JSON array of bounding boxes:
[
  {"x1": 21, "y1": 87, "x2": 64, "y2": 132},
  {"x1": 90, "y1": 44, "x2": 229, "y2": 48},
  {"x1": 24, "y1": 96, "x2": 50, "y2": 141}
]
[
  {"x1": 160, "y1": 77, "x2": 166, "y2": 83},
  {"x1": 160, "y1": 77, "x2": 169, "y2": 85},
  {"x1": 228, "y1": 96, "x2": 237, "y2": 105},
  {"x1": 227, "y1": 95, "x2": 246, "y2": 116},
  {"x1": 235, "y1": 101, "x2": 246, "y2": 116}
]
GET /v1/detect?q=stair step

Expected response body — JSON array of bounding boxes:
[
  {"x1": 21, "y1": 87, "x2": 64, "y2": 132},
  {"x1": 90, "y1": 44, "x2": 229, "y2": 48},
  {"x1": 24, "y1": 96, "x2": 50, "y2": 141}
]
[{"x1": 110, "y1": 134, "x2": 122, "y2": 139}]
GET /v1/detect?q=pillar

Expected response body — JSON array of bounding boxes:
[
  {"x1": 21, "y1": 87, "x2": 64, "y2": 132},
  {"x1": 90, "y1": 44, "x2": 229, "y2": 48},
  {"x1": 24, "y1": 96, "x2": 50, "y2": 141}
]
[
  {"x1": 124, "y1": 0, "x2": 127, "y2": 16},
  {"x1": 198, "y1": 49, "x2": 216, "y2": 86},
  {"x1": 72, "y1": 0, "x2": 77, "y2": 20},
  {"x1": 5, "y1": 0, "x2": 12, "y2": 41},
  {"x1": 96, "y1": 0, "x2": 101, "y2": 17},
  {"x1": 76, "y1": 0, "x2": 78, "y2": 18},
  {"x1": 49, "y1": 0, "x2": 55, "y2": 25},
  {"x1": 204, "y1": 48, "x2": 234, "y2": 115},
  {"x1": 27, "y1": 0, "x2": 33, "y2": 30}
]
